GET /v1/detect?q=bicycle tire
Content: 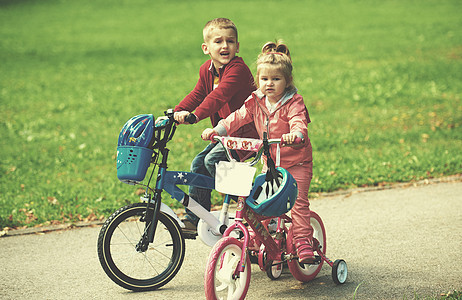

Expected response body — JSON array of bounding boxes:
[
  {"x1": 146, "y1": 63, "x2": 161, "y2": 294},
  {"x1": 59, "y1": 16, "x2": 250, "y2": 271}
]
[
  {"x1": 204, "y1": 236, "x2": 251, "y2": 300},
  {"x1": 266, "y1": 260, "x2": 283, "y2": 280},
  {"x1": 97, "y1": 202, "x2": 185, "y2": 291},
  {"x1": 287, "y1": 211, "x2": 326, "y2": 282}
]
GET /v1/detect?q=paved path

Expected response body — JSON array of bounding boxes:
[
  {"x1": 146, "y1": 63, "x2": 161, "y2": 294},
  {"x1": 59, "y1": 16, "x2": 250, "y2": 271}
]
[{"x1": 1, "y1": 179, "x2": 461, "y2": 299}]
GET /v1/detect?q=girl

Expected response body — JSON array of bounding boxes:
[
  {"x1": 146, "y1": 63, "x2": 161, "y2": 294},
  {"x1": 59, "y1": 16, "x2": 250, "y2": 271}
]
[{"x1": 201, "y1": 41, "x2": 315, "y2": 263}]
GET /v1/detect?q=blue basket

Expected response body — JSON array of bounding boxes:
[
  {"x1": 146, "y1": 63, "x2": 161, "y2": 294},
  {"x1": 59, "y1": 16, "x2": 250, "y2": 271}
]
[{"x1": 116, "y1": 146, "x2": 154, "y2": 184}]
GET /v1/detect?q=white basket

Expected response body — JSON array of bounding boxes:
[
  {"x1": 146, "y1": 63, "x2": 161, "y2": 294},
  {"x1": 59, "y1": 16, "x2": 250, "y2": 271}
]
[{"x1": 215, "y1": 161, "x2": 256, "y2": 196}]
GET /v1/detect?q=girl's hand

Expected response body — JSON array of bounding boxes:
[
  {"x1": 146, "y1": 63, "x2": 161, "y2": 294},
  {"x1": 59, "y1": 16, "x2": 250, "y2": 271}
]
[
  {"x1": 281, "y1": 132, "x2": 298, "y2": 145},
  {"x1": 201, "y1": 128, "x2": 217, "y2": 141},
  {"x1": 174, "y1": 111, "x2": 190, "y2": 124}
]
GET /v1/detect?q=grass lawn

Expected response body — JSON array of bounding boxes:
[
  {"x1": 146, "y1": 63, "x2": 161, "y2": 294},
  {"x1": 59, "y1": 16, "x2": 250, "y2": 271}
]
[{"x1": 0, "y1": 0, "x2": 461, "y2": 229}]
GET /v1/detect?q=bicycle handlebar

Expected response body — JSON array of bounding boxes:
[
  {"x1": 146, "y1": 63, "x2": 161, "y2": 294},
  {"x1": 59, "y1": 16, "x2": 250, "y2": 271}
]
[
  {"x1": 184, "y1": 113, "x2": 196, "y2": 124},
  {"x1": 157, "y1": 110, "x2": 303, "y2": 166},
  {"x1": 209, "y1": 133, "x2": 303, "y2": 145},
  {"x1": 209, "y1": 134, "x2": 304, "y2": 166}
]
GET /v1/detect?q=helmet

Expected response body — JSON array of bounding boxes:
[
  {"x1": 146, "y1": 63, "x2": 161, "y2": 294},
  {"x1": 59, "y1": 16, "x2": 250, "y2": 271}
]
[
  {"x1": 117, "y1": 114, "x2": 154, "y2": 148},
  {"x1": 246, "y1": 167, "x2": 298, "y2": 217}
]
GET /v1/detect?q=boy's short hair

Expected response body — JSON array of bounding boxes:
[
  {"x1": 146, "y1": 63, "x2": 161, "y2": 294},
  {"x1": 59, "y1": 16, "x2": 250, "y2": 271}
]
[{"x1": 203, "y1": 18, "x2": 238, "y2": 42}]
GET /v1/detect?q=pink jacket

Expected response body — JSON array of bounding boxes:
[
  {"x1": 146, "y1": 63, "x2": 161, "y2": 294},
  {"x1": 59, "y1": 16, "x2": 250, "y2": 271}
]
[{"x1": 215, "y1": 89, "x2": 313, "y2": 169}]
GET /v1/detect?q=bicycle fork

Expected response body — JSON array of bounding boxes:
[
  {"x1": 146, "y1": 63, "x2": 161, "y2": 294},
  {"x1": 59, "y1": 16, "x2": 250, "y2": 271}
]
[
  {"x1": 135, "y1": 149, "x2": 169, "y2": 253},
  {"x1": 135, "y1": 191, "x2": 162, "y2": 252}
]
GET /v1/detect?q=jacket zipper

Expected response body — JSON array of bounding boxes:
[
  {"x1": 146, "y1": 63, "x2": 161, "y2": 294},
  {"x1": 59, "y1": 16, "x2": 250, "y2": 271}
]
[{"x1": 255, "y1": 97, "x2": 273, "y2": 160}]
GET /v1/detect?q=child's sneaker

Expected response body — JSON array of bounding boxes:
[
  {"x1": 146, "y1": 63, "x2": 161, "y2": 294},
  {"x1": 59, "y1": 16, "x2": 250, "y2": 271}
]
[{"x1": 295, "y1": 238, "x2": 315, "y2": 264}]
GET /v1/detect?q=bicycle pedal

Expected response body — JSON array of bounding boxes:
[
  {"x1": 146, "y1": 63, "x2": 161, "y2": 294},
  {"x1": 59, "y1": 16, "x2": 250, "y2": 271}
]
[
  {"x1": 297, "y1": 255, "x2": 322, "y2": 265},
  {"x1": 307, "y1": 255, "x2": 322, "y2": 265},
  {"x1": 182, "y1": 232, "x2": 197, "y2": 240}
]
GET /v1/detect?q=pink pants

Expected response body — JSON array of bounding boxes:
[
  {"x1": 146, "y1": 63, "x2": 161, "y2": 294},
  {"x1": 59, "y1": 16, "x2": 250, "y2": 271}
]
[{"x1": 286, "y1": 162, "x2": 313, "y2": 243}]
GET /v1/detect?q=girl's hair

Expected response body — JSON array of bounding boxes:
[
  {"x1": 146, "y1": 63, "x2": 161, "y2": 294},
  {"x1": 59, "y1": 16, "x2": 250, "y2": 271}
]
[{"x1": 256, "y1": 40, "x2": 295, "y2": 91}]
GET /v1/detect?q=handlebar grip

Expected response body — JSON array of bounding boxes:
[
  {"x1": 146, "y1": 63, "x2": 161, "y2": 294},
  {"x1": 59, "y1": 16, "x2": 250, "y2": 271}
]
[
  {"x1": 281, "y1": 136, "x2": 304, "y2": 145},
  {"x1": 294, "y1": 137, "x2": 304, "y2": 144},
  {"x1": 209, "y1": 133, "x2": 218, "y2": 143},
  {"x1": 184, "y1": 113, "x2": 196, "y2": 124}
]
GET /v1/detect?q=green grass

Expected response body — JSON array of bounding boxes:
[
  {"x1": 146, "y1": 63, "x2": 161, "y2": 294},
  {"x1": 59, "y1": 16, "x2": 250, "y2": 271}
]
[{"x1": 1, "y1": 0, "x2": 461, "y2": 229}]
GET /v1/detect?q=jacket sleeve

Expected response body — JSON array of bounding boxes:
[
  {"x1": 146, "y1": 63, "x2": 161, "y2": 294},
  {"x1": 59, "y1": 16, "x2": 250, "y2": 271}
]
[
  {"x1": 174, "y1": 64, "x2": 208, "y2": 112},
  {"x1": 216, "y1": 96, "x2": 255, "y2": 136},
  {"x1": 194, "y1": 62, "x2": 251, "y2": 121},
  {"x1": 287, "y1": 95, "x2": 309, "y2": 140}
]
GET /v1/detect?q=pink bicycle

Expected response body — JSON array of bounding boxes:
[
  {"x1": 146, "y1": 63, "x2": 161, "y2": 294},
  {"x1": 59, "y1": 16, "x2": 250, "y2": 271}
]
[{"x1": 204, "y1": 134, "x2": 347, "y2": 300}]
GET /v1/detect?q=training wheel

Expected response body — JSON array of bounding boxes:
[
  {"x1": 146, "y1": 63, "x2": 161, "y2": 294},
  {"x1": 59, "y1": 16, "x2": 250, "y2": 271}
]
[
  {"x1": 332, "y1": 259, "x2": 348, "y2": 284},
  {"x1": 266, "y1": 260, "x2": 283, "y2": 280}
]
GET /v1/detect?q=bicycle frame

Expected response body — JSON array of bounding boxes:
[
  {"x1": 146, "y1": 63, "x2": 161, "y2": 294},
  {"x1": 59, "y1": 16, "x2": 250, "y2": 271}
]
[
  {"x1": 136, "y1": 110, "x2": 231, "y2": 247},
  {"x1": 222, "y1": 196, "x2": 289, "y2": 274},
  {"x1": 155, "y1": 147, "x2": 227, "y2": 234}
]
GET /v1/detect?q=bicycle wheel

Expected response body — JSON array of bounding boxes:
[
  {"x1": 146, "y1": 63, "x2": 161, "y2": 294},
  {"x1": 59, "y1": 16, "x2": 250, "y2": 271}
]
[
  {"x1": 287, "y1": 211, "x2": 326, "y2": 282},
  {"x1": 332, "y1": 259, "x2": 348, "y2": 284},
  {"x1": 97, "y1": 202, "x2": 185, "y2": 291},
  {"x1": 266, "y1": 260, "x2": 283, "y2": 280},
  {"x1": 204, "y1": 236, "x2": 251, "y2": 300}
]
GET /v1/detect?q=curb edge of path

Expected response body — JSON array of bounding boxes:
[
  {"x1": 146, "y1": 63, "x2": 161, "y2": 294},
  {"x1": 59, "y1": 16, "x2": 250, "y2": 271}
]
[{"x1": 2, "y1": 174, "x2": 461, "y2": 238}]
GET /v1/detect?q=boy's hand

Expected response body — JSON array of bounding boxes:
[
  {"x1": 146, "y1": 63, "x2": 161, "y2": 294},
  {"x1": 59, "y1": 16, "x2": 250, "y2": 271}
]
[
  {"x1": 201, "y1": 128, "x2": 217, "y2": 141},
  {"x1": 174, "y1": 111, "x2": 190, "y2": 124}
]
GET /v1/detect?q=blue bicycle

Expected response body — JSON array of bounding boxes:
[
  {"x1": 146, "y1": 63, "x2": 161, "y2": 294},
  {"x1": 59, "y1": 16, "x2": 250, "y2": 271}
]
[{"x1": 97, "y1": 109, "x2": 243, "y2": 291}]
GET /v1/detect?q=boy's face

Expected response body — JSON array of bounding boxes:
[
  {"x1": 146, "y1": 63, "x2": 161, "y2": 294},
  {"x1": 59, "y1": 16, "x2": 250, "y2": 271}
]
[{"x1": 202, "y1": 27, "x2": 239, "y2": 70}]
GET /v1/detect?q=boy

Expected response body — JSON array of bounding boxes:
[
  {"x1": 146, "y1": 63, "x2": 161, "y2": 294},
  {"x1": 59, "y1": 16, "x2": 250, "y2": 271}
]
[{"x1": 173, "y1": 18, "x2": 257, "y2": 235}]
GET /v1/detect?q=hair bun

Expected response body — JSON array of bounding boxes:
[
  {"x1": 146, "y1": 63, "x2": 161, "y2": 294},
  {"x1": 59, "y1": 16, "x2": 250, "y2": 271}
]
[
  {"x1": 262, "y1": 42, "x2": 277, "y2": 53},
  {"x1": 261, "y1": 40, "x2": 290, "y2": 58}
]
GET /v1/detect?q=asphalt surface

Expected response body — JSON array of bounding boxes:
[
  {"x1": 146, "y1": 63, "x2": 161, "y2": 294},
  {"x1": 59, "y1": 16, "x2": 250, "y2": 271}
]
[{"x1": 1, "y1": 178, "x2": 461, "y2": 299}]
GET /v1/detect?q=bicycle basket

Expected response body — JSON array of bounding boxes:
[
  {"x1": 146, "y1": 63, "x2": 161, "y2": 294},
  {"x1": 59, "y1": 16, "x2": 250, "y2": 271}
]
[
  {"x1": 215, "y1": 161, "x2": 256, "y2": 196},
  {"x1": 246, "y1": 167, "x2": 298, "y2": 217},
  {"x1": 116, "y1": 146, "x2": 153, "y2": 184}
]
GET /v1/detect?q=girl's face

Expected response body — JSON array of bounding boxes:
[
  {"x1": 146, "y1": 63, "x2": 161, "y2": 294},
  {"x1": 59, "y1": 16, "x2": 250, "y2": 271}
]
[{"x1": 258, "y1": 66, "x2": 289, "y2": 104}]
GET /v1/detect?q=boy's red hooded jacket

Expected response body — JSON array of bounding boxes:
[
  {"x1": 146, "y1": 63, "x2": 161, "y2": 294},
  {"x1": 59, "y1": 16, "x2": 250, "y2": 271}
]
[{"x1": 174, "y1": 56, "x2": 258, "y2": 141}]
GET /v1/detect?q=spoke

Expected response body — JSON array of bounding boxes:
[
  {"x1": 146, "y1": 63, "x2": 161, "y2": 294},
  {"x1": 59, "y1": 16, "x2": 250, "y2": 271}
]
[
  {"x1": 141, "y1": 251, "x2": 160, "y2": 276},
  {"x1": 109, "y1": 241, "x2": 137, "y2": 246},
  {"x1": 223, "y1": 253, "x2": 238, "y2": 281},
  {"x1": 149, "y1": 243, "x2": 173, "y2": 260},
  {"x1": 110, "y1": 216, "x2": 175, "y2": 279},
  {"x1": 216, "y1": 282, "x2": 228, "y2": 292},
  {"x1": 216, "y1": 255, "x2": 232, "y2": 285},
  {"x1": 228, "y1": 254, "x2": 239, "y2": 268},
  {"x1": 217, "y1": 248, "x2": 242, "y2": 298},
  {"x1": 235, "y1": 276, "x2": 242, "y2": 291},
  {"x1": 227, "y1": 281, "x2": 235, "y2": 299},
  {"x1": 115, "y1": 226, "x2": 136, "y2": 247}
]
